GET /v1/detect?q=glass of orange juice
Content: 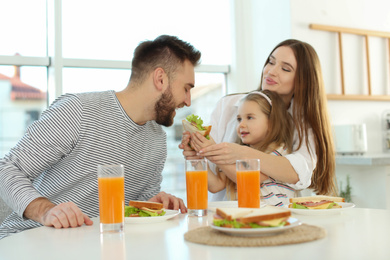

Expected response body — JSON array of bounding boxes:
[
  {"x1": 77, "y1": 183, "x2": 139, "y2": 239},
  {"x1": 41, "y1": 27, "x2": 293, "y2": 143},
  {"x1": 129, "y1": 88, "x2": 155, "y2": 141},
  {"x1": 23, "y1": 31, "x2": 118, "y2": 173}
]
[
  {"x1": 97, "y1": 164, "x2": 125, "y2": 233},
  {"x1": 185, "y1": 159, "x2": 208, "y2": 216},
  {"x1": 236, "y1": 159, "x2": 260, "y2": 208}
]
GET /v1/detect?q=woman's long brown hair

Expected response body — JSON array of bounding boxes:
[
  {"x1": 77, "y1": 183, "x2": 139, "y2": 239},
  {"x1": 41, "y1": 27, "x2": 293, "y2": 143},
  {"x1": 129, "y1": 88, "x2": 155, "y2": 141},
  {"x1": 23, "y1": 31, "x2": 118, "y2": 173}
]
[{"x1": 259, "y1": 39, "x2": 337, "y2": 196}]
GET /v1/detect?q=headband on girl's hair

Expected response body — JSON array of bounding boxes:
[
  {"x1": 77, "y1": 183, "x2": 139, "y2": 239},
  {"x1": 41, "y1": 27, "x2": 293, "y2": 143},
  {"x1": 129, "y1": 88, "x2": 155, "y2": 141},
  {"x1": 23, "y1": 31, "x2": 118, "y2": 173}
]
[{"x1": 248, "y1": 91, "x2": 272, "y2": 106}]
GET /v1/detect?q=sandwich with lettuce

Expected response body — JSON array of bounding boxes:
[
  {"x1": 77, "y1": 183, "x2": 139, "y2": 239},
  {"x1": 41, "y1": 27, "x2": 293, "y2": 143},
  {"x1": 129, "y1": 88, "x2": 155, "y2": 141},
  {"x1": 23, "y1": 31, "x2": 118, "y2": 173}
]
[
  {"x1": 182, "y1": 114, "x2": 212, "y2": 140},
  {"x1": 213, "y1": 206, "x2": 291, "y2": 228},
  {"x1": 288, "y1": 195, "x2": 345, "y2": 209},
  {"x1": 125, "y1": 200, "x2": 166, "y2": 217}
]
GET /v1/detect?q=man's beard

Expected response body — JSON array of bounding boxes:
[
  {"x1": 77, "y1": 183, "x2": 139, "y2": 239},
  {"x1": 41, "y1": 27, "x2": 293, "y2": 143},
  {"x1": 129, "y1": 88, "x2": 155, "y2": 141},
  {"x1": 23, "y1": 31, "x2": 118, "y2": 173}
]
[{"x1": 154, "y1": 86, "x2": 177, "y2": 127}]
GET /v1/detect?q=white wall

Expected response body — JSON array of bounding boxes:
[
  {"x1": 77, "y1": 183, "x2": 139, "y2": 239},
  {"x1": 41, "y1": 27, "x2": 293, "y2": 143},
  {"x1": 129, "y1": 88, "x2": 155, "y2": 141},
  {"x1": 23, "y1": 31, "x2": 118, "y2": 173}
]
[
  {"x1": 290, "y1": 0, "x2": 390, "y2": 154},
  {"x1": 289, "y1": 0, "x2": 390, "y2": 208},
  {"x1": 231, "y1": 0, "x2": 390, "y2": 207},
  {"x1": 230, "y1": 0, "x2": 390, "y2": 153}
]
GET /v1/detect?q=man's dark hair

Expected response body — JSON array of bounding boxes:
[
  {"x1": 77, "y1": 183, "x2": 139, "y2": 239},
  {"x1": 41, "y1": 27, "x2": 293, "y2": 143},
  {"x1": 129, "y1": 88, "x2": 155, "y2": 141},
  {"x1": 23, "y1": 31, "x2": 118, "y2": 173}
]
[{"x1": 130, "y1": 35, "x2": 201, "y2": 83}]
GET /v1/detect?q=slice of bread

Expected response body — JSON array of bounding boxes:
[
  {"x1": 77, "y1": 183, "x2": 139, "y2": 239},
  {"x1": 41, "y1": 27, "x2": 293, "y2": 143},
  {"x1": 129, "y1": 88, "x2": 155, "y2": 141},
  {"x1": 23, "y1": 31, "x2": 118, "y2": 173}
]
[
  {"x1": 215, "y1": 206, "x2": 291, "y2": 223},
  {"x1": 216, "y1": 208, "x2": 253, "y2": 221},
  {"x1": 239, "y1": 206, "x2": 291, "y2": 224},
  {"x1": 128, "y1": 200, "x2": 164, "y2": 210},
  {"x1": 289, "y1": 195, "x2": 345, "y2": 203}
]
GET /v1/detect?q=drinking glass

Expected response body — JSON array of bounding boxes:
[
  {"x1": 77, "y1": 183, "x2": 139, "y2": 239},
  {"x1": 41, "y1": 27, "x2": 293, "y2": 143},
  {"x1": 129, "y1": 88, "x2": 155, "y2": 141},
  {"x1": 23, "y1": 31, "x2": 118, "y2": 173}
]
[
  {"x1": 97, "y1": 164, "x2": 125, "y2": 233},
  {"x1": 236, "y1": 159, "x2": 260, "y2": 208},
  {"x1": 185, "y1": 159, "x2": 208, "y2": 216}
]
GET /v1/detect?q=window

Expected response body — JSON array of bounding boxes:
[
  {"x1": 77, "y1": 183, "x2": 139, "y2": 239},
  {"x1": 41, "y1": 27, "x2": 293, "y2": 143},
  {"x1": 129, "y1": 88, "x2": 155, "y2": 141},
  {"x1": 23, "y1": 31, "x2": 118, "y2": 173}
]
[
  {"x1": 62, "y1": 0, "x2": 231, "y2": 65},
  {"x1": 0, "y1": 66, "x2": 47, "y2": 156},
  {"x1": 25, "y1": 110, "x2": 40, "y2": 128},
  {"x1": 162, "y1": 73, "x2": 226, "y2": 199},
  {"x1": 63, "y1": 68, "x2": 129, "y2": 93},
  {"x1": 0, "y1": 0, "x2": 47, "y2": 56},
  {"x1": 0, "y1": 0, "x2": 231, "y2": 201}
]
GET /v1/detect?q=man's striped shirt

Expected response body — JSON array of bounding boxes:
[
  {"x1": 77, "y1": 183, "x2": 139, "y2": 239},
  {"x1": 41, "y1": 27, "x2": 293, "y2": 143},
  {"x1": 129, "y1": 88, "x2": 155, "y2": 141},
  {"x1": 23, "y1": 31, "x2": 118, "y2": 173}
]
[{"x1": 0, "y1": 90, "x2": 167, "y2": 239}]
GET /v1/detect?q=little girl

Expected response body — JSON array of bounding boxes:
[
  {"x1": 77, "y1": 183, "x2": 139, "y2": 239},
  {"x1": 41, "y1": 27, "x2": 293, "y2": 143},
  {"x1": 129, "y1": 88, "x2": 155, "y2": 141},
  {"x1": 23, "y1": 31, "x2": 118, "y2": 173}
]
[{"x1": 193, "y1": 90, "x2": 296, "y2": 206}]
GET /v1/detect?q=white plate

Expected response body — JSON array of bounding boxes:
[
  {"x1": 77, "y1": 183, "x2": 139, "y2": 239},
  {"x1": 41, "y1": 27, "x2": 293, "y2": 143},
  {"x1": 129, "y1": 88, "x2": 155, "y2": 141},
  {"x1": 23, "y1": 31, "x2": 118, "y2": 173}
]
[
  {"x1": 211, "y1": 217, "x2": 301, "y2": 237},
  {"x1": 288, "y1": 202, "x2": 356, "y2": 216},
  {"x1": 125, "y1": 210, "x2": 180, "y2": 224}
]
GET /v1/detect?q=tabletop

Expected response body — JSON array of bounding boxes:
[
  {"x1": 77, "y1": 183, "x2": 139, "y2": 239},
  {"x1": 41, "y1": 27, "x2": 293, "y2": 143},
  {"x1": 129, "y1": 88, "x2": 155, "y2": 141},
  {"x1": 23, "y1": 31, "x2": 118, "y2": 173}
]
[{"x1": 0, "y1": 204, "x2": 389, "y2": 260}]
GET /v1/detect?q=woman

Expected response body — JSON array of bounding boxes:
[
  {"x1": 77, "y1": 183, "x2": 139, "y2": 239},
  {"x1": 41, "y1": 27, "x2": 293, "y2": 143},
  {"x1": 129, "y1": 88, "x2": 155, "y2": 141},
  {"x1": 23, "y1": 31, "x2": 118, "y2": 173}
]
[{"x1": 181, "y1": 39, "x2": 337, "y2": 201}]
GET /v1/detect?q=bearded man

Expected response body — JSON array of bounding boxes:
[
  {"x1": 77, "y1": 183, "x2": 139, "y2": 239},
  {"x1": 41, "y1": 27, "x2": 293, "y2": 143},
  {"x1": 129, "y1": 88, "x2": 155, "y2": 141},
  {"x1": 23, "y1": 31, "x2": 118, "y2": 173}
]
[{"x1": 0, "y1": 35, "x2": 201, "y2": 239}]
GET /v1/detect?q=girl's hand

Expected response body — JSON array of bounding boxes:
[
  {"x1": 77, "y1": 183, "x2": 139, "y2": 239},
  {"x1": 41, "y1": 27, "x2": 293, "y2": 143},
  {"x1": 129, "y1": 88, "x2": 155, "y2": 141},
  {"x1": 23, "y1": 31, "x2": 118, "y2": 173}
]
[
  {"x1": 178, "y1": 131, "x2": 203, "y2": 160},
  {"x1": 198, "y1": 142, "x2": 252, "y2": 165},
  {"x1": 189, "y1": 132, "x2": 216, "y2": 152}
]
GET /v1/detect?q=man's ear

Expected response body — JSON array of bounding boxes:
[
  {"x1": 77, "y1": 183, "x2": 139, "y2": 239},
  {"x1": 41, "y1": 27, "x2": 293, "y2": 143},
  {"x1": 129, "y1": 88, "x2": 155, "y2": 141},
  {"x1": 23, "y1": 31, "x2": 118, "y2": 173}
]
[{"x1": 153, "y1": 67, "x2": 167, "y2": 91}]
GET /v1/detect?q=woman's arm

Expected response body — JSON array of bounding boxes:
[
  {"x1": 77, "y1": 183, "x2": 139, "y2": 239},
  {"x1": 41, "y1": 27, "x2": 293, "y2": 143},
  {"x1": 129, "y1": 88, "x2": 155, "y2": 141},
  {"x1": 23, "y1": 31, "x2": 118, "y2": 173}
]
[
  {"x1": 198, "y1": 140, "x2": 299, "y2": 184},
  {"x1": 191, "y1": 134, "x2": 275, "y2": 182},
  {"x1": 213, "y1": 163, "x2": 270, "y2": 183}
]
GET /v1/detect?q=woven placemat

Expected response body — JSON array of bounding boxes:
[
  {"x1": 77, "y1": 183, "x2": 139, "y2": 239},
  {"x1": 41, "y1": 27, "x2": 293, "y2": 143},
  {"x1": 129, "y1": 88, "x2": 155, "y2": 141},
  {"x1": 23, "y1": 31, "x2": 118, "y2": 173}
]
[{"x1": 184, "y1": 224, "x2": 326, "y2": 247}]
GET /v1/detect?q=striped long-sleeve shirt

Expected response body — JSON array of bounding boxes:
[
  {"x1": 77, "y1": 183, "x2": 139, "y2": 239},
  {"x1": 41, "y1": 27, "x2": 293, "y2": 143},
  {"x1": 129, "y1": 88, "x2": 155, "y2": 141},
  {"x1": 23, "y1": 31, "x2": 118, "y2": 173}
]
[
  {"x1": 0, "y1": 90, "x2": 167, "y2": 239},
  {"x1": 261, "y1": 145, "x2": 299, "y2": 207}
]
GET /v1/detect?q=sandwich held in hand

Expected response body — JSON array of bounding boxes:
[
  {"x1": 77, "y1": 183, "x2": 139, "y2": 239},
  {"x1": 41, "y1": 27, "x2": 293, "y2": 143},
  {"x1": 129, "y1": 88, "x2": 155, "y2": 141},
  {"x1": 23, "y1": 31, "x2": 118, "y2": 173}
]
[
  {"x1": 125, "y1": 200, "x2": 166, "y2": 217},
  {"x1": 213, "y1": 206, "x2": 291, "y2": 228},
  {"x1": 289, "y1": 195, "x2": 345, "y2": 209},
  {"x1": 182, "y1": 114, "x2": 212, "y2": 140}
]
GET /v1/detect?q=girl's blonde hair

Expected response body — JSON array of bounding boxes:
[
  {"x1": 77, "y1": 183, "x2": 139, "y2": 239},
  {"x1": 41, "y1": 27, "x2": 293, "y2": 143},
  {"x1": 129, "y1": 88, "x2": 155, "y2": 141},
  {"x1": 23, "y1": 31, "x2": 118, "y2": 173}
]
[
  {"x1": 259, "y1": 39, "x2": 337, "y2": 196},
  {"x1": 224, "y1": 90, "x2": 294, "y2": 200}
]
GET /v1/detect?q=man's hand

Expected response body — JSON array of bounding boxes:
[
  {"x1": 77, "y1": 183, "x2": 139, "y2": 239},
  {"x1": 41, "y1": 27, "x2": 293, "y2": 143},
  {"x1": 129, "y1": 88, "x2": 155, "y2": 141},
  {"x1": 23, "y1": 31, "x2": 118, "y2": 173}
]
[
  {"x1": 149, "y1": 191, "x2": 187, "y2": 213},
  {"x1": 42, "y1": 202, "x2": 93, "y2": 228},
  {"x1": 24, "y1": 197, "x2": 93, "y2": 229}
]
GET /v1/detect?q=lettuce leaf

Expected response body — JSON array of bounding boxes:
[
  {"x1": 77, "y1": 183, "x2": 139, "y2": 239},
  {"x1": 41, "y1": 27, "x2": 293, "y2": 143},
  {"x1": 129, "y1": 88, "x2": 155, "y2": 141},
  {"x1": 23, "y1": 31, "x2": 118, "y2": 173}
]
[
  {"x1": 292, "y1": 203, "x2": 309, "y2": 209},
  {"x1": 213, "y1": 219, "x2": 285, "y2": 229},
  {"x1": 291, "y1": 202, "x2": 338, "y2": 209},
  {"x1": 186, "y1": 114, "x2": 206, "y2": 131},
  {"x1": 124, "y1": 206, "x2": 166, "y2": 217}
]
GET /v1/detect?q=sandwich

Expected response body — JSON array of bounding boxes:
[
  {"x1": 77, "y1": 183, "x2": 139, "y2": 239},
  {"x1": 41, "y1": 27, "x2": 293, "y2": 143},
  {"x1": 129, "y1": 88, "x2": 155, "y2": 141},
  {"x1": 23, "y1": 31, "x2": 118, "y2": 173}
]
[
  {"x1": 288, "y1": 195, "x2": 345, "y2": 209},
  {"x1": 124, "y1": 200, "x2": 166, "y2": 217},
  {"x1": 182, "y1": 114, "x2": 212, "y2": 140},
  {"x1": 213, "y1": 206, "x2": 291, "y2": 228}
]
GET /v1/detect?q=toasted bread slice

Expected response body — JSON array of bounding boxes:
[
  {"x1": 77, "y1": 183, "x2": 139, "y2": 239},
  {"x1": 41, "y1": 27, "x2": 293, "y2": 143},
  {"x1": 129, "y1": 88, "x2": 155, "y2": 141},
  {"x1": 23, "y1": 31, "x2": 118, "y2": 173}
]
[
  {"x1": 128, "y1": 200, "x2": 164, "y2": 210},
  {"x1": 215, "y1": 208, "x2": 253, "y2": 221},
  {"x1": 182, "y1": 120, "x2": 212, "y2": 138},
  {"x1": 239, "y1": 206, "x2": 291, "y2": 224},
  {"x1": 289, "y1": 195, "x2": 345, "y2": 203}
]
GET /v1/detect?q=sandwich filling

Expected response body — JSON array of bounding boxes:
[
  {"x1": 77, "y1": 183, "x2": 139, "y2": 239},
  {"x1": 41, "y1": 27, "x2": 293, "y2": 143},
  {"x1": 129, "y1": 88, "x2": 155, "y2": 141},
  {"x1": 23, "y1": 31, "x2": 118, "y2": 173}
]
[
  {"x1": 185, "y1": 114, "x2": 211, "y2": 139},
  {"x1": 213, "y1": 215, "x2": 289, "y2": 228},
  {"x1": 124, "y1": 206, "x2": 166, "y2": 217},
  {"x1": 291, "y1": 200, "x2": 341, "y2": 209}
]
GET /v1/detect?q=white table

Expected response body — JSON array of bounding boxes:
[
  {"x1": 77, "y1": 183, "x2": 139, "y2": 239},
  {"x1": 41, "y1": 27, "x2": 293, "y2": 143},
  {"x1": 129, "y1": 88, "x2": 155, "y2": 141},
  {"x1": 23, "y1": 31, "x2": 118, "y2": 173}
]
[{"x1": 0, "y1": 206, "x2": 389, "y2": 260}]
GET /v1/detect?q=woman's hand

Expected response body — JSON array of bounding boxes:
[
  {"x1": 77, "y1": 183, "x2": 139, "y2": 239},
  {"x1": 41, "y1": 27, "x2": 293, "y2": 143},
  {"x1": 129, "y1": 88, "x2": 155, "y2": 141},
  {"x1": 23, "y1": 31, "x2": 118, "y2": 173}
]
[{"x1": 198, "y1": 142, "x2": 252, "y2": 165}]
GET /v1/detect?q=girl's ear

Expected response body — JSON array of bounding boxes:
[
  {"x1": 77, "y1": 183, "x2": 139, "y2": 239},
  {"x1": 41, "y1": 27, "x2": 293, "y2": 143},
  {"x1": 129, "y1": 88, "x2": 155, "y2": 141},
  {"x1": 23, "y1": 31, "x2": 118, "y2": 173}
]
[{"x1": 153, "y1": 67, "x2": 168, "y2": 92}]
